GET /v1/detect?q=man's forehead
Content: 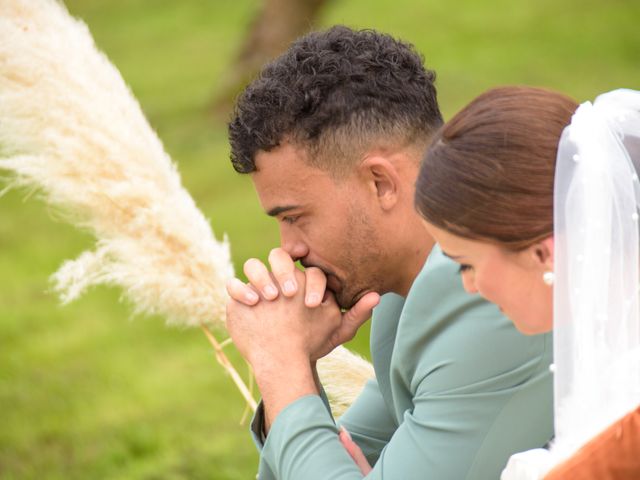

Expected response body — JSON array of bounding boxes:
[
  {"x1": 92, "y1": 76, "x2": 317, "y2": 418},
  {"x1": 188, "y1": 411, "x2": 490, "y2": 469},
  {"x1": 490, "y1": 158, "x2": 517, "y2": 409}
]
[
  {"x1": 251, "y1": 154, "x2": 311, "y2": 214},
  {"x1": 253, "y1": 150, "x2": 310, "y2": 190},
  {"x1": 252, "y1": 145, "x2": 333, "y2": 195},
  {"x1": 257, "y1": 140, "x2": 324, "y2": 169}
]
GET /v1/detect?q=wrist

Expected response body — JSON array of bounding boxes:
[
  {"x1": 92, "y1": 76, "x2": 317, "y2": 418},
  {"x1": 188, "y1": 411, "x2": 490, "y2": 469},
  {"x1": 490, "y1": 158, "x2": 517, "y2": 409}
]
[
  {"x1": 253, "y1": 359, "x2": 318, "y2": 431},
  {"x1": 250, "y1": 350, "x2": 310, "y2": 378}
]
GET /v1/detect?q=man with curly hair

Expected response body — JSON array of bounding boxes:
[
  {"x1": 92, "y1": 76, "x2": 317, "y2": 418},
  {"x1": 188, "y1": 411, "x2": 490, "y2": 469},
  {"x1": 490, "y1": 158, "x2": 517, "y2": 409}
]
[{"x1": 225, "y1": 26, "x2": 553, "y2": 479}]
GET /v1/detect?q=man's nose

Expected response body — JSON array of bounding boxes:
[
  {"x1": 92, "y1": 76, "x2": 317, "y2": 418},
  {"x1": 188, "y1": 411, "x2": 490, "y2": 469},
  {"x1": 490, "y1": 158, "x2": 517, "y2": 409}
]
[{"x1": 280, "y1": 229, "x2": 309, "y2": 262}]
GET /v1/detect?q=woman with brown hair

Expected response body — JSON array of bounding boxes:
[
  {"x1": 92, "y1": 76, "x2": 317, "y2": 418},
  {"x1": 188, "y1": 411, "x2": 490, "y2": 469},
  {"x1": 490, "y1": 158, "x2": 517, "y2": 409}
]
[{"x1": 415, "y1": 86, "x2": 640, "y2": 479}]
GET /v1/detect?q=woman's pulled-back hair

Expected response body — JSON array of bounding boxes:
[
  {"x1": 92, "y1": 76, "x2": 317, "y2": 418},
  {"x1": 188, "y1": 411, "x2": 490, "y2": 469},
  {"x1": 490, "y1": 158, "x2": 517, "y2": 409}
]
[{"x1": 415, "y1": 86, "x2": 578, "y2": 250}]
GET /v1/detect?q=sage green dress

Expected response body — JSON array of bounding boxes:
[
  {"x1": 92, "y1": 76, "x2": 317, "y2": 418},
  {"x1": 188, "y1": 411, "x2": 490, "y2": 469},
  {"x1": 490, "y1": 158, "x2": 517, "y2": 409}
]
[{"x1": 251, "y1": 246, "x2": 553, "y2": 479}]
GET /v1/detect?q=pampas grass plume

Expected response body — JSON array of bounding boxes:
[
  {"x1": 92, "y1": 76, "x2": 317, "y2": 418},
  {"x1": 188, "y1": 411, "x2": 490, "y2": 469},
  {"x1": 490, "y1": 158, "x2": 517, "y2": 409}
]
[
  {"x1": 318, "y1": 346, "x2": 375, "y2": 418},
  {"x1": 0, "y1": 0, "x2": 234, "y2": 328}
]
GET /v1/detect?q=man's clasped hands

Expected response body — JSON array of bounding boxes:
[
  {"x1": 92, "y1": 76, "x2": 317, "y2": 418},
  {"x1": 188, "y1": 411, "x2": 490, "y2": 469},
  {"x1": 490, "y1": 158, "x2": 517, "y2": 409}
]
[{"x1": 225, "y1": 247, "x2": 380, "y2": 475}]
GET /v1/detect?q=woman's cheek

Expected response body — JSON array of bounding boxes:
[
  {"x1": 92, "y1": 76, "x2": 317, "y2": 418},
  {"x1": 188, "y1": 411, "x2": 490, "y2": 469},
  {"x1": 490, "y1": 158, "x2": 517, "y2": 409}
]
[{"x1": 476, "y1": 277, "x2": 508, "y2": 308}]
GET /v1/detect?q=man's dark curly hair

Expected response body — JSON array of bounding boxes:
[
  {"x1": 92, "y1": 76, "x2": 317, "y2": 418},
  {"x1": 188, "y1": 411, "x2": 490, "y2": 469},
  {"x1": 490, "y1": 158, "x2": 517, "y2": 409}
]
[{"x1": 228, "y1": 25, "x2": 443, "y2": 175}]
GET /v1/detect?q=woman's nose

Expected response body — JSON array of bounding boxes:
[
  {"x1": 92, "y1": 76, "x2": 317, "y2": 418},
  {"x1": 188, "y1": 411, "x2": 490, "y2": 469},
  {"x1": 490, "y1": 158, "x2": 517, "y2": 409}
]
[{"x1": 461, "y1": 272, "x2": 479, "y2": 294}]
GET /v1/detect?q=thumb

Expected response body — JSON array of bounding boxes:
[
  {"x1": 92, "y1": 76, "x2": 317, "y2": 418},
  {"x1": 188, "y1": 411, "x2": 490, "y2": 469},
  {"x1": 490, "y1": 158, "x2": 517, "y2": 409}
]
[
  {"x1": 338, "y1": 291, "x2": 381, "y2": 341},
  {"x1": 339, "y1": 427, "x2": 372, "y2": 475}
]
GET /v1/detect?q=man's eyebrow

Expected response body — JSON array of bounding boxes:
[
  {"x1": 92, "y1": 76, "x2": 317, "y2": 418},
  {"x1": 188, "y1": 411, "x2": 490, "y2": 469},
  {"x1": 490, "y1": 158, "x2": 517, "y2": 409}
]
[{"x1": 266, "y1": 205, "x2": 300, "y2": 217}]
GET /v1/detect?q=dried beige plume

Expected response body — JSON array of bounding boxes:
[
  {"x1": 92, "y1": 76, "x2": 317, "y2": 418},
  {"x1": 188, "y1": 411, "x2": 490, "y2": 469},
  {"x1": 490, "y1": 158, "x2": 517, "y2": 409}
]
[
  {"x1": 0, "y1": 0, "x2": 249, "y2": 405},
  {"x1": 0, "y1": 0, "x2": 373, "y2": 418},
  {"x1": 0, "y1": 0, "x2": 233, "y2": 327},
  {"x1": 317, "y1": 346, "x2": 375, "y2": 418}
]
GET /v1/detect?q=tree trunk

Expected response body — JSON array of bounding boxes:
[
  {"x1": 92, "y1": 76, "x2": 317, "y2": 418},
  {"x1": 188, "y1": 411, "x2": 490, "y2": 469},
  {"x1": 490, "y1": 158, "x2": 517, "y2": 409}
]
[{"x1": 211, "y1": 0, "x2": 330, "y2": 119}]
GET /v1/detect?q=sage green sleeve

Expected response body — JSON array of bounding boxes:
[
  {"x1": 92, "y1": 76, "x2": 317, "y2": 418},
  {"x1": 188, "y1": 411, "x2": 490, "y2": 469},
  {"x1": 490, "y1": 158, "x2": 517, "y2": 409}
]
[
  {"x1": 337, "y1": 379, "x2": 397, "y2": 466},
  {"x1": 250, "y1": 380, "x2": 396, "y2": 478},
  {"x1": 255, "y1": 318, "x2": 552, "y2": 479},
  {"x1": 257, "y1": 338, "x2": 551, "y2": 480},
  {"x1": 260, "y1": 395, "x2": 362, "y2": 479},
  {"x1": 249, "y1": 386, "x2": 342, "y2": 479}
]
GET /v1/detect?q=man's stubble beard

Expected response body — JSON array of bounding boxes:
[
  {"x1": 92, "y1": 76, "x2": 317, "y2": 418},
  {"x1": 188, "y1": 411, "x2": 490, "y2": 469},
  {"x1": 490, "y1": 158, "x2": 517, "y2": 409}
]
[{"x1": 333, "y1": 205, "x2": 387, "y2": 310}]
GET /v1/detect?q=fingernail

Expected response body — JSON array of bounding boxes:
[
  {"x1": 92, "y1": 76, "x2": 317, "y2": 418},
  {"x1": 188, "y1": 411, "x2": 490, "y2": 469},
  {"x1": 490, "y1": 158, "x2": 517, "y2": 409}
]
[
  {"x1": 306, "y1": 293, "x2": 320, "y2": 305},
  {"x1": 283, "y1": 279, "x2": 296, "y2": 295},
  {"x1": 245, "y1": 291, "x2": 259, "y2": 303},
  {"x1": 263, "y1": 285, "x2": 278, "y2": 298}
]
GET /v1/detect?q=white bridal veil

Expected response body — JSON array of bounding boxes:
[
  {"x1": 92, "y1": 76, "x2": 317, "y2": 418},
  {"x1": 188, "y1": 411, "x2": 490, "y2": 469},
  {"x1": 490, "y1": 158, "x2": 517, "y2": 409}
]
[
  {"x1": 553, "y1": 88, "x2": 640, "y2": 457},
  {"x1": 502, "y1": 89, "x2": 640, "y2": 479}
]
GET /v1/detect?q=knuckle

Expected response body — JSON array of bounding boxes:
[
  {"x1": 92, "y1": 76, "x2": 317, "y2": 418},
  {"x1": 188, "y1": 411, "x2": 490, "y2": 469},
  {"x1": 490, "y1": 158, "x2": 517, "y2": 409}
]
[
  {"x1": 306, "y1": 267, "x2": 325, "y2": 284},
  {"x1": 268, "y1": 247, "x2": 281, "y2": 260},
  {"x1": 268, "y1": 247, "x2": 287, "y2": 267},
  {"x1": 243, "y1": 257, "x2": 261, "y2": 272},
  {"x1": 306, "y1": 266, "x2": 322, "y2": 276}
]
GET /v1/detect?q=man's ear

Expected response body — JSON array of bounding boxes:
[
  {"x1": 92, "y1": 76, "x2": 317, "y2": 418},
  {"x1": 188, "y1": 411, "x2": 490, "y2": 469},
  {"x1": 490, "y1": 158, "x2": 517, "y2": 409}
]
[
  {"x1": 359, "y1": 156, "x2": 400, "y2": 211},
  {"x1": 530, "y1": 236, "x2": 554, "y2": 271}
]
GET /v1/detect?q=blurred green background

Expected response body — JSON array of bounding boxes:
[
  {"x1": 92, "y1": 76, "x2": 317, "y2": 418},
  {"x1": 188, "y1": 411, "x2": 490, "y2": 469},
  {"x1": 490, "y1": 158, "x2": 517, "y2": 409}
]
[{"x1": 0, "y1": 0, "x2": 638, "y2": 478}]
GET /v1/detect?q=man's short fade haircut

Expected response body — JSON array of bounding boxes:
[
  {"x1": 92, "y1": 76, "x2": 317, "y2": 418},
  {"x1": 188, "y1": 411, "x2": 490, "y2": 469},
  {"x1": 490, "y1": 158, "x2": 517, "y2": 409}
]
[{"x1": 228, "y1": 25, "x2": 443, "y2": 175}]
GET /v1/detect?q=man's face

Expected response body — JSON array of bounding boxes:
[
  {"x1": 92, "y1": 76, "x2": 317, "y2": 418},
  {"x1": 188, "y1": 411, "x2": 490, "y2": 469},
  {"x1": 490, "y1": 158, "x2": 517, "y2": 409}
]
[{"x1": 251, "y1": 143, "x2": 386, "y2": 309}]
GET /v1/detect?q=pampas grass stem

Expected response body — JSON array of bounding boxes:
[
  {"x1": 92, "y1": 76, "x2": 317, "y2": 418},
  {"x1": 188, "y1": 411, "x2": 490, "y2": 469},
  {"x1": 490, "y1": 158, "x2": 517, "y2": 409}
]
[{"x1": 201, "y1": 325, "x2": 258, "y2": 412}]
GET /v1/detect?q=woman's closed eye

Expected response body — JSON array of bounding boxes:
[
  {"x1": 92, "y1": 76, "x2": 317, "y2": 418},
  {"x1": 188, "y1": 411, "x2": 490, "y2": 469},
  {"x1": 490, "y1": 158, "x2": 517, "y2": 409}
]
[{"x1": 458, "y1": 264, "x2": 473, "y2": 274}]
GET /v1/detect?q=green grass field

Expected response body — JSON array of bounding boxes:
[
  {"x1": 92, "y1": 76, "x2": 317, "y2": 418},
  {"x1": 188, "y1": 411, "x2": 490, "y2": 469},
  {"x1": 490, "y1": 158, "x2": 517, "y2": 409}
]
[{"x1": 1, "y1": 0, "x2": 638, "y2": 478}]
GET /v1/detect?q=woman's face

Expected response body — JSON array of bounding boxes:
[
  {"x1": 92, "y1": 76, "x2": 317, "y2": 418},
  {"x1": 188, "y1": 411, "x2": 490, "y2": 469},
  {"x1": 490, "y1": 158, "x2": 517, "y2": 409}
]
[{"x1": 423, "y1": 222, "x2": 554, "y2": 335}]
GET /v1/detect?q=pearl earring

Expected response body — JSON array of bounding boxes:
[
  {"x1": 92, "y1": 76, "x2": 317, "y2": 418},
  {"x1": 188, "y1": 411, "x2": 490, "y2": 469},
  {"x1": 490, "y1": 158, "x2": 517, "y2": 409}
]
[{"x1": 543, "y1": 271, "x2": 554, "y2": 286}]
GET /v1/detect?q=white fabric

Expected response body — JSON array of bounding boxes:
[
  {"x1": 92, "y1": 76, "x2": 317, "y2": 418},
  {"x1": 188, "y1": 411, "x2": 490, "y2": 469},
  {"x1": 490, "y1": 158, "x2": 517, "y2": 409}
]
[
  {"x1": 500, "y1": 449, "x2": 554, "y2": 480},
  {"x1": 552, "y1": 89, "x2": 640, "y2": 460},
  {"x1": 502, "y1": 89, "x2": 640, "y2": 479}
]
